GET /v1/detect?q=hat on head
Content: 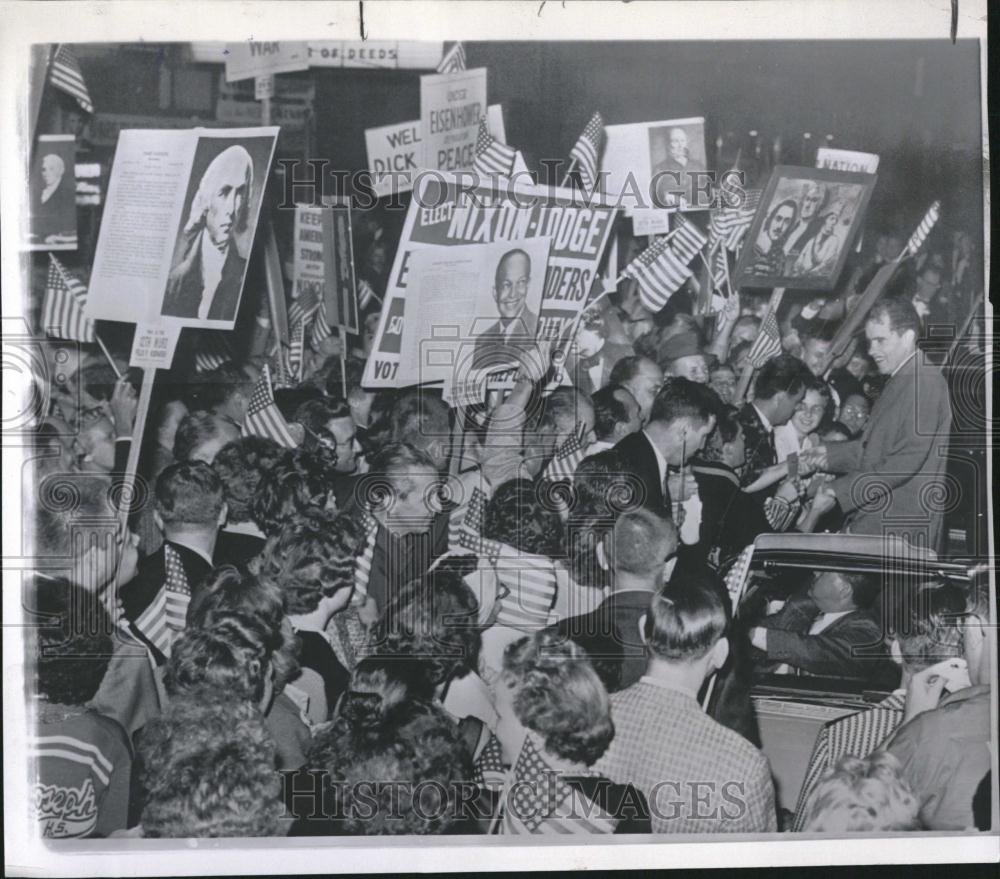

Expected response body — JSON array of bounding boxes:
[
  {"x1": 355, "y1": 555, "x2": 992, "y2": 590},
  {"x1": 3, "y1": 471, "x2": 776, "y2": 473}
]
[{"x1": 660, "y1": 332, "x2": 702, "y2": 363}]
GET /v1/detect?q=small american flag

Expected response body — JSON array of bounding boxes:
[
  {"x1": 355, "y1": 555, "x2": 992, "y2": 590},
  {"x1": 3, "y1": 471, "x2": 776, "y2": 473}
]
[
  {"x1": 287, "y1": 318, "x2": 305, "y2": 383},
  {"x1": 288, "y1": 284, "x2": 321, "y2": 328},
  {"x1": 747, "y1": 311, "x2": 782, "y2": 369},
  {"x1": 193, "y1": 334, "x2": 233, "y2": 373},
  {"x1": 902, "y1": 201, "x2": 941, "y2": 260},
  {"x1": 49, "y1": 44, "x2": 94, "y2": 114},
  {"x1": 543, "y1": 432, "x2": 585, "y2": 482},
  {"x1": 723, "y1": 544, "x2": 755, "y2": 612},
  {"x1": 473, "y1": 118, "x2": 517, "y2": 178},
  {"x1": 492, "y1": 544, "x2": 558, "y2": 631},
  {"x1": 352, "y1": 511, "x2": 380, "y2": 606},
  {"x1": 357, "y1": 278, "x2": 379, "y2": 311},
  {"x1": 670, "y1": 214, "x2": 709, "y2": 265},
  {"x1": 473, "y1": 733, "x2": 508, "y2": 790},
  {"x1": 243, "y1": 364, "x2": 298, "y2": 447},
  {"x1": 710, "y1": 188, "x2": 762, "y2": 252},
  {"x1": 710, "y1": 243, "x2": 730, "y2": 293},
  {"x1": 42, "y1": 255, "x2": 95, "y2": 342},
  {"x1": 569, "y1": 112, "x2": 604, "y2": 195},
  {"x1": 311, "y1": 300, "x2": 333, "y2": 345},
  {"x1": 622, "y1": 236, "x2": 692, "y2": 313},
  {"x1": 130, "y1": 544, "x2": 190, "y2": 657},
  {"x1": 501, "y1": 735, "x2": 617, "y2": 834},
  {"x1": 437, "y1": 41, "x2": 466, "y2": 73}
]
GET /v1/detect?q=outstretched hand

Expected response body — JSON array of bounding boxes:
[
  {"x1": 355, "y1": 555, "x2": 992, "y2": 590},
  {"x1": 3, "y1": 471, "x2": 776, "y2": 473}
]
[{"x1": 109, "y1": 375, "x2": 138, "y2": 437}]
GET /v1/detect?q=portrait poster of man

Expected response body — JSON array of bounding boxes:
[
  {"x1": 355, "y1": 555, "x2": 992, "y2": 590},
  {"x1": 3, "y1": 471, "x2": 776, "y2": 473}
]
[
  {"x1": 603, "y1": 116, "x2": 708, "y2": 220},
  {"x1": 26, "y1": 134, "x2": 77, "y2": 250},
  {"x1": 161, "y1": 134, "x2": 275, "y2": 324},
  {"x1": 87, "y1": 127, "x2": 278, "y2": 330},
  {"x1": 733, "y1": 165, "x2": 876, "y2": 290},
  {"x1": 398, "y1": 236, "x2": 550, "y2": 388}
]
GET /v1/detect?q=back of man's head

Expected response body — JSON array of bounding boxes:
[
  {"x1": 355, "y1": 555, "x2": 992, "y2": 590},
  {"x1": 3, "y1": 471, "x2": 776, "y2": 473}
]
[
  {"x1": 753, "y1": 353, "x2": 811, "y2": 402},
  {"x1": 842, "y1": 571, "x2": 880, "y2": 610},
  {"x1": 612, "y1": 509, "x2": 677, "y2": 584},
  {"x1": 539, "y1": 386, "x2": 591, "y2": 433},
  {"x1": 156, "y1": 461, "x2": 225, "y2": 529},
  {"x1": 644, "y1": 579, "x2": 728, "y2": 662},
  {"x1": 592, "y1": 385, "x2": 636, "y2": 442},
  {"x1": 648, "y1": 376, "x2": 715, "y2": 428},
  {"x1": 386, "y1": 390, "x2": 450, "y2": 468}
]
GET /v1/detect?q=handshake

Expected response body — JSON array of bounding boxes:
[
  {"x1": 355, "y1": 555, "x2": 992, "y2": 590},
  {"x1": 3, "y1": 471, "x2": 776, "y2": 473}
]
[{"x1": 797, "y1": 444, "x2": 829, "y2": 475}]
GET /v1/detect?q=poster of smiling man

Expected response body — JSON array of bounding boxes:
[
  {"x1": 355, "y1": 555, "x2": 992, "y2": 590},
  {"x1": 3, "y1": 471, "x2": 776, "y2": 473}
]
[{"x1": 733, "y1": 165, "x2": 876, "y2": 290}]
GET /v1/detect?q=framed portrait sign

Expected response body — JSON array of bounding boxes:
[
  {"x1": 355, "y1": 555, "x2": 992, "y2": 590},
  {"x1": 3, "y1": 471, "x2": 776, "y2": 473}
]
[{"x1": 732, "y1": 165, "x2": 876, "y2": 291}]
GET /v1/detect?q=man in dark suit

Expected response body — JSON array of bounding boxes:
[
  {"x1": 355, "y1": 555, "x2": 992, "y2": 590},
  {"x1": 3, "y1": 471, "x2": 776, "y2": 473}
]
[
  {"x1": 119, "y1": 461, "x2": 226, "y2": 665},
  {"x1": 471, "y1": 248, "x2": 538, "y2": 369},
  {"x1": 162, "y1": 145, "x2": 254, "y2": 322},
  {"x1": 738, "y1": 353, "x2": 810, "y2": 488},
  {"x1": 554, "y1": 509, "x2": 677, "y2": 693},
  {"x1": 610, "y1": 377, "x2": 716, "y2": 520},
  {"x1": 748, "y1": 570, "x2": 893, "y2": 684}
]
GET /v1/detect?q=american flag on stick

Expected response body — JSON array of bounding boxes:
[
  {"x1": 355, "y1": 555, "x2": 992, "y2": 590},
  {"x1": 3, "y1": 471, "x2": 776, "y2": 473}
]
[
  {"x1": 357, "y1": 278, "x2": 380, "y2": 311},
  {"x1": 472, "y1": 118, "x2": 517, "y2": 178},
  {"x1": 437, "y1": 42, "x2": 466, "y2": 73},
  {"x1": 193, "y1": 334, "x2": 234, "y2": 373},
  {"x1": 543, "y1": 432, "x2": 586, "y2": 482},
  {"x1": 670, "y1": 214, "x2": 709, "y2": 264},
  {"x1": 311, "y1": 300, "x2": 334, "y2": 345},
  {"x1": 242, "y1": 364, "x2": 298, "y2": 447},
  {"x1": 287, "y1": 316, "x2": 305, "y2": 383},
  {"x1": 42, "y1": 255, "x2": 95, "y2": 342},
  {"x1": 49, "y1": 45, "x2": 94, "y2": 114},
  {"x1": 622, "y1": 235, "x2": 692, "y2": 313},
  {"x1": 288, "y1": 284, "x2": 321, "y2": 328},
  {"x1": 710, "y1": 188, "x2": 762, "y2": 252},
  {"x1": 130, "y1": 544, "x2": 190, "y2": 658},
  {"x1": 568, "y1": 112, "x2": 604, "y2": 195},
  {"x1": 747, "y1": 311, "x2": 782, "y2": 369}
]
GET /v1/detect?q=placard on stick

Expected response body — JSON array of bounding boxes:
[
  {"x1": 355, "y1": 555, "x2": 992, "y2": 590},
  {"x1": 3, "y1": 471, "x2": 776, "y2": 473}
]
[{"x1": 320, "y1": 201, "x2": 359, "y2": 333}]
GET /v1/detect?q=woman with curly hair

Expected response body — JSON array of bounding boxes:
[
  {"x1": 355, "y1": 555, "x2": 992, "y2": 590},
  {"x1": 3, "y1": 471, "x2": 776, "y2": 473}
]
[
  {"x1": 494, "y1": 630, "x2": 650, "y2": 834},
  {"x1": 138, "y1": 697, "x2": 283, "y2": 838},
  {"x1": 290, "y1": 658, "x2": 477, "y2": 836},
  {"x1": 250, "y1": 448, "x2": 337, "y2": 537},
  {"x1": 256, "y1": 511, "x2": 364, "y2": 723}
]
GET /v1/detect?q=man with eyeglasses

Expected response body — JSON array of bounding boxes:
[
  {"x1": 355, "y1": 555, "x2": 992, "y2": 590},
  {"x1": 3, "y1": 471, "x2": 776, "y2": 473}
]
[{"x1": 471, "y1": 249, "x2": 538, "y2": 369}]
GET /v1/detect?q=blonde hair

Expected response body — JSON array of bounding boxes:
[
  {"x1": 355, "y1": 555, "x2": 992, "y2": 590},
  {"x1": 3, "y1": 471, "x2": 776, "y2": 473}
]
[{"x1": 799, "y1": 752, "x2": 920, "y2": 832}]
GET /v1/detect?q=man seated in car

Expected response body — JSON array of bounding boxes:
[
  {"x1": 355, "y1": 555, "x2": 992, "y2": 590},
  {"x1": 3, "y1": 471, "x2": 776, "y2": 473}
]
[{"x1": 747, "y1": 570, "x2": 895, "y2": 685}]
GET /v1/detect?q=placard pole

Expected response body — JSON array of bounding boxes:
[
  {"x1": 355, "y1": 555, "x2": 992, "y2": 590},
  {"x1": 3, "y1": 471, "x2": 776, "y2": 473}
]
[{"x1": 116, "y1": 365, "x2": 156, "y2": 537}]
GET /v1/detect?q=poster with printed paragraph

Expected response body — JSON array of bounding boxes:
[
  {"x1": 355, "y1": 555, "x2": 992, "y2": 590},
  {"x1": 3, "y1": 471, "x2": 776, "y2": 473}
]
[
  {"x1": 86, "y1": 127, "x2": 278, "y2": 330},
  {"x1": 420, "y1": 68, "x2": 487, "y2": 174},
  {"x1": 362, "y1": 173, "x2": 618, "y2": 388}
]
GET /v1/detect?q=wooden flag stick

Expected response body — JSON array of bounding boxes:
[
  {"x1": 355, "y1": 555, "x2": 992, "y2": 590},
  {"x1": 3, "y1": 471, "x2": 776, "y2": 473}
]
[
  {"x1": 95, "y1": 333, "x2": 122, "y2": 380},
  {"x1": 116, "y1": 365, "x2": 156, "y2": 538},
  {"x1": 734, "y1": 286, "x2": 786, "y2": 404},
  {"x1": 340, "y1": 343, "x2": 348, "y2": 399}
]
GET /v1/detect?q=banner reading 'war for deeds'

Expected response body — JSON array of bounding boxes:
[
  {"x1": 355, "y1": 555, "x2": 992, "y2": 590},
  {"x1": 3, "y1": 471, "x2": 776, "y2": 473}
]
[{"x1": 363, "y1": 173, "x2": 618, "y2": 388}]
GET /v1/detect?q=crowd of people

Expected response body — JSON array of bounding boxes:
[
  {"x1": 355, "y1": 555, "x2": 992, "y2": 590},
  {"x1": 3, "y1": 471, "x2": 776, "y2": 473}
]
[{"x1": 25, "y1": 199, "x2": 991, "y2": 839}]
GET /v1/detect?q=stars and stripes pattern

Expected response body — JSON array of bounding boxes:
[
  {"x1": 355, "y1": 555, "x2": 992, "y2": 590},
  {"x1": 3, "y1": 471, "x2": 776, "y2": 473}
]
[
  {"x1": 710, "y1": 244, "x2": 730, "y2": 292},
  {"x1": 543, "y1": 432, "x2": 586, "y2": 482},
  {"x1": 357, "y1": 278, "x2": 379, "y2": 311},
  {"x1": 621, "y1": 235, "x2": 692, "y2": 313},
  {"x1": 473, "y1": 733, "x2": 508, "y2": 790},
  {"x1": 42, "y1": 256, "x2": 95, "y2": 342},
  {"x1": 569, "y1": 112, "x2": 604, "y2": 195},
  {"x1": 437, "y1": 41, "x2": 467, "y2": 73},
  {"x1": 286, "y1": 317, "x2": 305, "y2": 383},
  {"x1": 723, "y1": 544, "x2": 756, "y2": 612},
  {"x1": 243, "y1": 364, "x2": 298, "y2": 447},
  {"x1": 501, "y1": 735, "x2": 617, "y2": 835},
  {"x1": 747, "y1": 311, "x2": 782, "y2": 369},
  {"x1": 49, "y1": 45, "x2": 94, "y2": 114},
  {"x1": 473, "y1": 118, "x2": 517, "y2": 178},
  {"x1": 669, "y1": 215, "x2": 709, "y2": 265},
  {"x1": 902, "y1": 201, "x2": 941, "y2": 260},
  {"x1": 311, "y1": 300, "x2": 333, "y2": 346},
  {"x1": 352, "y1": 511, "x2": 380, "y2": 606},
  {"x1": 492, "y1": 544, "x2": 558, "y2": 631},
  {"x1": 710, "y1": 188, "x2": 762, "y2": 252},
  {"x1": 131, "y1": 544, "x2": 191, "y2": 658},
  {"x1": 288, "y1": 285, "x2": 321, "y2": 328},
  {"x1": 193, "y1": 334, "x2": 234, "y2": 372}
]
